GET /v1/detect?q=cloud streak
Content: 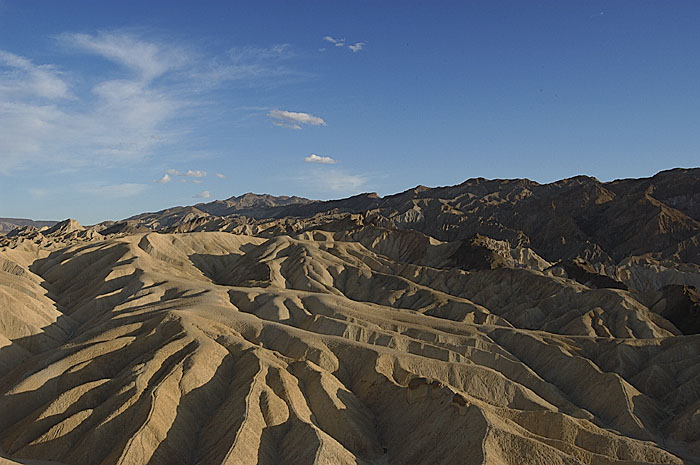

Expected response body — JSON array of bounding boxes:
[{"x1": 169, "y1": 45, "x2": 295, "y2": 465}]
[
  {"x1": 0, "y1": 32, "x2": 193, "y2": 172},
  {"x1": 57, "y1": 31, "x2": 190, "y2": 81},
  {"x1": 323, "y1": 36, "x2": 345, "y2": 47},
  {"x1": 166, "y1": 169, "x2": 207, "y2": 177},
  {"x1": 304, "y1": 154, "x2": 336, "y2": 164},
  {"x1": 268, "y1": 109, "x2": 326, "y2": 130},
  {"x1": 0, "y1": 50, "x2": 71, "y2": 99},
  {"x1": 154, "y1": 168, "x2": 207, "y2": 184},
  {"x1": 194, "y1": 44, "x2": 305, "y2": 87},
  {"x1": 154, "y1": 173, "x2": 171, "y2": 183},
  {"x1": 322, "y1": 36, "x2": 366, "y2": 53},
  {"x1": 348, "y1": 42, "x2": 366, "y2": 53},
  {"x1": 0, "y1": 31, "x2": 312, "y2": 174}
]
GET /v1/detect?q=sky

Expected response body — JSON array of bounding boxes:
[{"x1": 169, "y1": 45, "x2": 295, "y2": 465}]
[{"x1": 0, "y1": 1, "x2": 699, "y2": 224}]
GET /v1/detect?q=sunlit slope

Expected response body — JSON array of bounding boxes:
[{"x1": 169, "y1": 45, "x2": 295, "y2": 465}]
[{"x1": 1, "y1": 231, "x2": 699, "y2": 464}]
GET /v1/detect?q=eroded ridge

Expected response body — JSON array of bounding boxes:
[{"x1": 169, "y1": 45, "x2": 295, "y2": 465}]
[{"x1": 0, "y1": 228, "x2": 698, "y2": 465}]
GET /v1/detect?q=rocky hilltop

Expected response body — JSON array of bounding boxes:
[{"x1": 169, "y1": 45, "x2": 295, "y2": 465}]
[{"x1": 0, "y1": 168, "x2": 699, "y2": 464}]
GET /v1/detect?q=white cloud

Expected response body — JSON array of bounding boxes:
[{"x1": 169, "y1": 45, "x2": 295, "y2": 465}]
[
  {"x1": 0, "y1": 50, "x2": 71, "y2": 99},
  {"x1": 194, "y1": 44, "x2": 303, "y2": 87},
  {"x1": 0, "y1": 32, "x2": 311, "y2": 174},
  {"x1": 185, "y1": 169, "x2": 206, "y2": 177},
  {"x1": 165, "y1": 169, "x2": 207, "y2": 177},
  {"x1": 156, "y1": 168, "x2": 207, "y2": 185},
  {"x1": 271, "y1": 120, "x2": 301, "y2": 130},
  {"x1": 57, "y1": 31, "x2": 189, "y2": 81},
  {"x1": 154, "y1": 173, "x2": 171, "y2": 183},
  {"x1": 271, "y1": 121, "x2": 301, "y2": 130},
  {"x1": 229, "y1": 44, "x2": 291, "y2": 63},
  {"x1": 322, "y1": 36, "x2": 365, "y2": 53},
  {"x1": 348, "y1": 42, "x2": 366, "y2": 53},
  {"x1": 193, "y1": 190, "x2": 211, "y2": 199},
  {"x1": 268, "y1": 109, "x2": 326, "y2": 130},
  {"x1": 90, "y1": 79, "x2": 181, "y2": 138},
  {"x1": 0, "y1": 33, "x2": 190, "y2": 172},
  {"x1": 304, "y1": 154, "x2": 337, "y2": 164},
  {"x1": 323, "y1": 36, "x2": 345, "y2": 47},
  {"x1": 216, "y1": 173, "x2": 226, "y2": 179}
]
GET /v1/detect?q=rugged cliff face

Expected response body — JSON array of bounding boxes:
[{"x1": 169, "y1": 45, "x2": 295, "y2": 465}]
[{"x1": 0, "y1": 169, "x2": 699, "y2": 465}]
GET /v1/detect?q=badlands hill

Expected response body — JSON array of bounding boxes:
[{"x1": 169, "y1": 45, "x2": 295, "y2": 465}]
[
  {"x1": 0, "y1": 169, "x2": 699, "y2": 465},
  {"x1": 0, "y1": 218, "x2": 56, "y2": 234}
]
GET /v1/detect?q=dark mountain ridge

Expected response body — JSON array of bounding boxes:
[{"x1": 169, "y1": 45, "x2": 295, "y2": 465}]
[{"x1": 103, "y1": 168, "x2": 700, "y2": 268}]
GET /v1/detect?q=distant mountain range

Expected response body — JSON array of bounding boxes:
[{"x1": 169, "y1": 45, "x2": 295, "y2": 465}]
[
  {"x1": 0, "y1": 217, "x2": 56, "y2": 233},
  {"x1": 109, "y1": 167, "x2": 700, "y2": 267},
  {"x1": 4, "y1": 169, "x2": 699, "y2": 270},
  {"x1": 124, "y1": 192, "x2": 312, "y2": 230}
]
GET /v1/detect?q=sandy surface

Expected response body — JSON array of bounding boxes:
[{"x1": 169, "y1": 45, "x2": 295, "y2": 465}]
[{"x1": 0, "y1": 229, "x2": 698, "y2": 464}]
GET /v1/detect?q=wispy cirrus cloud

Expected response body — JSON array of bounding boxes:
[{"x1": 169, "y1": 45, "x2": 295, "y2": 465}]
[
  {"x1": 57, "y1": 31, "x2": 190, "y2": 81},
  {"x1": 304, "y1": 154, "x2": 336, "y2": 164},
  {"x1": 323, "y1": 36, "x2": 345, "y2": 47},
  {"x1": 268, "y1": 109, "x2": 326, "y2": 130},
  {"x1": 0, "y1": 32, "x2": 191, "y2": 172},
  {"x1": 166, "y1": 169, "x2": 207, "y2": 177},
  {"x1": 230, "y1": 44, "x2": 291, "y2": 63},
  {"x1": 321, "y1": 36, "x2": 366, "y2": 53},
  {"x1": 194, "y1": 44, "x2": 306, "y2": 87},
  {"x1": 0, "y1": 31, "x2": 312, "y2": 174},
  {"x1": 0, "y1": 50, "x2": 71, "y2": 99},
  {"x1": 348, "y1": 42, "x2": 366, "y2": 53}
]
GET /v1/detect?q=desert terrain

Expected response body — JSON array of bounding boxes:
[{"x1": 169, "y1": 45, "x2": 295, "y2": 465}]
[{"x1": 1, "y1": 168, "x2": 699, "y2": 464}]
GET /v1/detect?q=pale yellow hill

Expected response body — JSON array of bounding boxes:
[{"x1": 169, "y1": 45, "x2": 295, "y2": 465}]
[{"x1": 0, "y1": 231, "x2": 698, "y2": 464}]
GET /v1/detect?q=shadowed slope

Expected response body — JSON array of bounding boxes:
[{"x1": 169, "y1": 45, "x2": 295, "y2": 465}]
[{"x1": 0, "y1": 230, "x2": 699, "y2": 464}]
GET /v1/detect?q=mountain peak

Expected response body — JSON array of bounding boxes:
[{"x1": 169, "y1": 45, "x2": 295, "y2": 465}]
[{"x1": 45, "y1": 218, "x2": 84, "y2": 236}]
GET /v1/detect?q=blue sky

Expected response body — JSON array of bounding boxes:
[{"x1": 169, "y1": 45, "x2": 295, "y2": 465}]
[{"x1": 0, "y1": 1, "x2": 698, "y2": 224}]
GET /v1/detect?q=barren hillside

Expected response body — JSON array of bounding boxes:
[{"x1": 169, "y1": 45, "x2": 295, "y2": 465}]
[{"x1": 1, "y1": 169, "x2": 699, "y2": 465}]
